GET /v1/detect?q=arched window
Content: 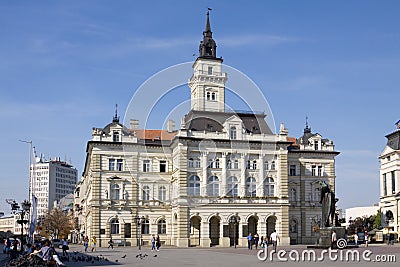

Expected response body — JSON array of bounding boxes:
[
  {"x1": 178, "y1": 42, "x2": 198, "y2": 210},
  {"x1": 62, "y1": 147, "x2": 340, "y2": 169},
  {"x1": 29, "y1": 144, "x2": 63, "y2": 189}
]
[
  {"x1": 142, "y1": 219, "x2": 150, "y2": 235},
  {"x1": 271, "y1": 161, "x2": 276, "y2": 170},
  {"x1": 157, "y1": 219, "x2": 167, "y2": 234},
  {"x1": 290, "y1": 188, "x2": 297, "y2": 202},
  {"x1": 230, "y1": 126, "x2": 237, "y2": 140},
  {"x1": 252, "y1": 160, "x2": 257, "y2": 170},
  {"x1": 207, "y1": 176, "x2": 219, "y2": 197},
  {"x1": 211, "y1": 92, "x2": 216, "y2": 101},
  {"x1": 265, "y1": 177, "x2": 275, "y2": 196},
  {"x1": 215, "y1": 159, "x2": 220, "y2": 168},
  {"x1": 264, "y1": 161, "x2": 269, "y2": 170},
  {"x1": 142, "y1": 185, "x2": 150, "y2": 201},
  {"x1": 206, "y1": 92, "x2": 211, "y2": 100},
  {"x1": 227, "y1": 176, "x2": 238, "y2": 197},
  {"x1": 246, "y1": 160, "x2": 251, "y2": 169},
  {"x1": 227, "y1": 159, "x2": 232, "y2": 169},
  {"x1": 246, "y1": 177, "x2": 257, "y2": 197},
  {"x1": 314, "y1": 188, "x2": 321, "y2": 202},
  {"x1": 110, "y1": 218, "x2": 119, "y2": 234},
  {"x1": 188, "y1": 175, "x2": 200, "y2": 196},
  {"x1": 195, "y1": 158, "x2": 201, "y2": 168},
  {"x1": 234, "y1": 159, "x2": 239, "y2": 169},
  {"x1": 113, "y1": 131, "x2": 120, "y2": 142},
  {"x1": 188, "y1": 158, "x2": 194, "y2": 168},
  {"x1": 159, "y1": 186, "x2": 166, "y2": 201},
  {"x1": 110, "y1": 184, "x2": 120, "y2": 200},
  {"x1": 208, "y1": 159, "x2": 213, "y2": 168}
]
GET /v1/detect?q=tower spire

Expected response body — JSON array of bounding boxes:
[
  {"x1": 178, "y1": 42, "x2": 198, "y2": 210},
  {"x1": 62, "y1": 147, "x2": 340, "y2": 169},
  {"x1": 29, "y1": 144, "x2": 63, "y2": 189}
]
[
  {"x1": 304, "y1": 116, "x2": 311, "y2": 133},
  {"x1": 198, "y1": 8, "x2": 218, "y2": 59},
  {"x1": 205, "y1": 10, "x2": 211, "y2": 36},
  {"x1": 113, "y1": 104, "x2": 119, "y2": 123}
]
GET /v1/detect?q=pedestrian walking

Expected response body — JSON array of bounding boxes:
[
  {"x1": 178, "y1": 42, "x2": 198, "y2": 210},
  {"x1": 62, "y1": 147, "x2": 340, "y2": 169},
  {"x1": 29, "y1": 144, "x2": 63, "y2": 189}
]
[
  {"x1": 247, "y1": 233, "x2": 253, "y2": 250},
  {"x1": 5, "y1": 238, "x2": 11, "y2": 257},
  {"x1": 151, "y1": 235, "x2": 156, "y2": 251},
  {"x1": 331, "y1": 230, "x2": 337, "y2": 248},
  {"x1": 364, "y1": 231, "x2": 369, "y2": 247},
  {"x1": 62, "y1": 238, "x2": 69, "y2": 256},
  {"x1": 83, "y1": 236, "x2": 89, "y2": 252},
  {"x1": 108, "y1": 238, "x2": 114, "y2": 249},
  {"x1": 270, "y1": 230, "x2": 280, "y2": 252},
  {"x1": 254, "y1": 233, "x2": 259, "y2": 249},
  {"x1": 91, "y1": 236, "x2": 97, "y2": 252},
  {"x1": 155, "y1": 235, "x2": 161, "y2": 251},
  {"x1": 354, "y1": 233, "x2": 358, "y2": 245}
]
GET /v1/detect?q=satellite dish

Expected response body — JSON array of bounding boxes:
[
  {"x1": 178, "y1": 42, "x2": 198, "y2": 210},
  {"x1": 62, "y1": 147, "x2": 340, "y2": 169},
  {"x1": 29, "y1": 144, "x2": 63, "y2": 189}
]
[{"x1": 35, "y1": 157, "x2": 41, "y2": 163}]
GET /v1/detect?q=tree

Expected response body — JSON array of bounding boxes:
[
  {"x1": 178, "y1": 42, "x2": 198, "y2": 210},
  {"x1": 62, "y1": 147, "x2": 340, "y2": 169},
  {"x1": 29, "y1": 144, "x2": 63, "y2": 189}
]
[{"x1": 39, "y1": 208, "x2": 73, "y2": 239}]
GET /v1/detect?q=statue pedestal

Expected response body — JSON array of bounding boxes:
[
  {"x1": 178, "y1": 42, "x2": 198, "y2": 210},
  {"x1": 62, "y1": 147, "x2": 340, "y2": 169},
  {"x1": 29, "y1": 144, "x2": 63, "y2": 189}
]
[{"x1": 307, "y1": 227, "x2": 346, "y2": 249}]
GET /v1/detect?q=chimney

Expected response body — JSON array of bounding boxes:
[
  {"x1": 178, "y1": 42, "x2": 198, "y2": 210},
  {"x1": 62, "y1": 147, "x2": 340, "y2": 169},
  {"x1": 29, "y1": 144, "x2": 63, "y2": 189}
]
[
  {"x1": 167, "y1": 120, "x2": 175, "y2": 133},
  {"x1": 130, "y1": 119, "x2": 139, "y2": 130}
]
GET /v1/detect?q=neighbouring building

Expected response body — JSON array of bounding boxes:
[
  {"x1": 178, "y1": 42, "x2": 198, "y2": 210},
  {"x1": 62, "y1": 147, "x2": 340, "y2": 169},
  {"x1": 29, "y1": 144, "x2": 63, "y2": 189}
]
[
  {"x1": 75, "y1": 12, "x2": 339, "y2": 247},
  {"x1": 379, "y1": 120, "x2": 400, "y2": 235},
  {"x1": 345, "y1": 205, "x2": 379, "y2": 227},
  {"x1": 30, "y1": 157, "x2": 78, "y2": 219}
]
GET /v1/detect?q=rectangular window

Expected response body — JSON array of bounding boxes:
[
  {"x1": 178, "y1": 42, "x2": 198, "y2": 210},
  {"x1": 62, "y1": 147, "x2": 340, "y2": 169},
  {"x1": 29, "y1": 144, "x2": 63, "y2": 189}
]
[
  {"x1": 109, "y1": 159, "x2": 115, "y2": 171},
  {"x1": 159, "y1": 160, "x2": 167, "y2": 172},
  {"x1": 143, "y1": 160, "x2": 150, "y2": 172},
  {"x1": 311, "y1": 165, "x2": 316, "y2": 176},
  {"x1": 318, "y1": 166, "x2": 323, "y2": 176},
  {"x1": 117, "y1": 159, "x2": 123, "y2": 171},
  {"x1": 391, "y1": 171, "x2": 396, "y2": 194},
  {"x1": 208, "y1": 66, "x2": 213, "y2": 75},
  {"x1": 383, "y1": 173, "x2": 387, "y2": 196},
  {"x1": 289, "y1": 165, "x2": 296, "y2": 176},
  {"x1": 314, "y1": 140, "x2": 319, "y2": 150}
]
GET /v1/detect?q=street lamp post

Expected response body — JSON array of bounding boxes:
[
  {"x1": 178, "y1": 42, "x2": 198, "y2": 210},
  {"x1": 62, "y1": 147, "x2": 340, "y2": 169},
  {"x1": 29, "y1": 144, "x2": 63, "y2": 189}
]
[
  {"x1": 134, "y1": 215, "x2": 145, "y2": 250},
  {"x1": 229, "y1": 216, "x2": 240, "y2": 248},
  {"x1": 10, "y1": 200, "x2": 31, "y2": 252}
]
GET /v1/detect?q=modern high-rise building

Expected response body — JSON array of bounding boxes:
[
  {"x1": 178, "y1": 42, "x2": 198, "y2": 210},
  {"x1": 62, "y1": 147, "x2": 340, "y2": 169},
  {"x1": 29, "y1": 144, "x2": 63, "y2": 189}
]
[
  {"x1": 30, "y1": 157, "x2": 78, "y2": 218},
  {"x1": 379, "y1": 120, "x2": 400, "y2": 235},
  {"x1": 75, "y1": 12, "x2": 339, "y2": 247}
]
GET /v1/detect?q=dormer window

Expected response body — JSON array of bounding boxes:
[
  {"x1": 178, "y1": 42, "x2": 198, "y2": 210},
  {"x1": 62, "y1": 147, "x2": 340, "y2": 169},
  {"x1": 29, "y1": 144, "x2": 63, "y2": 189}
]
[
  {"x1": 314, "y1": 140, "x2": 319, "y2": 150},
  {"x1": 230, "y1": 126, "x2": 237, "y2": 140},
  {"x1": 113, "y1": 131, "x2": 120, "y2": 142}
]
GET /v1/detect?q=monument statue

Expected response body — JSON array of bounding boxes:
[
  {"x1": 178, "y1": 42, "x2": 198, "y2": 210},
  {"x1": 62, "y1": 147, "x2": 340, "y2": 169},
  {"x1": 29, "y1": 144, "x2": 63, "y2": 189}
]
[{"x1": 318, "y1": 181, "x2": 336, "y2": 227}]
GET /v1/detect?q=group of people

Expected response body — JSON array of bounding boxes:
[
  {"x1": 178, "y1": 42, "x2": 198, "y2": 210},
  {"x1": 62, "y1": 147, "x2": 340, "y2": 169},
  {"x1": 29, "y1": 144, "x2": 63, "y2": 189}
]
[
  {"x1": 3, "y1": 238, "x2": 68, "y2": 266},
  {"x1": 247, "y1": 230, "x2": 280, "y2": 251},
  {"x1": 151, "y1": 234, "x2": 161, "y2": 251},
  {"x1": 82, "y1": 235, "x2": 97, "y2": 252}
]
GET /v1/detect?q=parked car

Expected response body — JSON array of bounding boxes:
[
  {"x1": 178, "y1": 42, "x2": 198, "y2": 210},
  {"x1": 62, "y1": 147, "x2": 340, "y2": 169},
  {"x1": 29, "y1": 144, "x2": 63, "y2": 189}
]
[{"x1": 51, "y1": 239, "x2": 63, "y2": 249}]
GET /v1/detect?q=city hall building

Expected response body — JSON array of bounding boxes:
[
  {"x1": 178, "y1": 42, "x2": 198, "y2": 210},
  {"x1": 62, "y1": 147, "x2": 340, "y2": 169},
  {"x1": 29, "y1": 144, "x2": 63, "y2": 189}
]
[{"x1": 74, "y1": 13, "x2": 339, "y2": 247}]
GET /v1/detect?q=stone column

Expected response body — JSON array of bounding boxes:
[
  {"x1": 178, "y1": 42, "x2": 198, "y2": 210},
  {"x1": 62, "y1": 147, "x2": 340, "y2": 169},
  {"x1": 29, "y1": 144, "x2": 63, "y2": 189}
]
[
  {"x1": 200, "y1": 220, "x2": 210, "y2": 247},
  {"x1": 221, "y1": 153, "x2": 227, "y2": 196},
  {"x1": 258, "y1": 154, "x2": 264, "y2": 196},
  {"x1": 201, "y1": 152, "x2": 208, "y2": 196},
  {"x1": 239, "y1": 154, "x2": 247, "y2": 197},
  {"x1": 220, "y1": 221, "x2": 230, "y2": 247}
]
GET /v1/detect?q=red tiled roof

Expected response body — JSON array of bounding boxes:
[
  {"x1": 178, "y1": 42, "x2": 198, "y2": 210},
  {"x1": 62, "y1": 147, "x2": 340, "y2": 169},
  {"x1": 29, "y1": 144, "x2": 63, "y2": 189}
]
[
  {"x1": 287, "y1": 137, "x2": 297, "y2": 145},
  {"x1": 134, "y1": 130, "x2": 177, "y2": 141}
]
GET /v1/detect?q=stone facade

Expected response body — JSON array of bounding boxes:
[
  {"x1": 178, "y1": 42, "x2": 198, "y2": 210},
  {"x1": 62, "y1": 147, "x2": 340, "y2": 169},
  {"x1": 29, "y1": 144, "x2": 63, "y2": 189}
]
[
  {"x1": 379, "y1": 120, "x2": 400, "y2": 235},
  {"x1": 74, "y1": 13, "x2": 339, "y2": 247}
]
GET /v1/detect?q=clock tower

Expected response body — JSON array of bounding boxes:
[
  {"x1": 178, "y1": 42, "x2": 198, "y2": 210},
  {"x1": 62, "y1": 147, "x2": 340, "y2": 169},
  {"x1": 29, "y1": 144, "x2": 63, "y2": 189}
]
[{"x1": 189, "y1": 11, "x2": 227, "y2": 112}]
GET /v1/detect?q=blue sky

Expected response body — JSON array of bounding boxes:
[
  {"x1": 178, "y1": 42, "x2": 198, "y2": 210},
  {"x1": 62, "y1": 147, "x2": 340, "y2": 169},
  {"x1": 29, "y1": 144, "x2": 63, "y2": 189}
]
[{"x1": 1, "y1": 1, "x2": 399, "y2": 213}]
